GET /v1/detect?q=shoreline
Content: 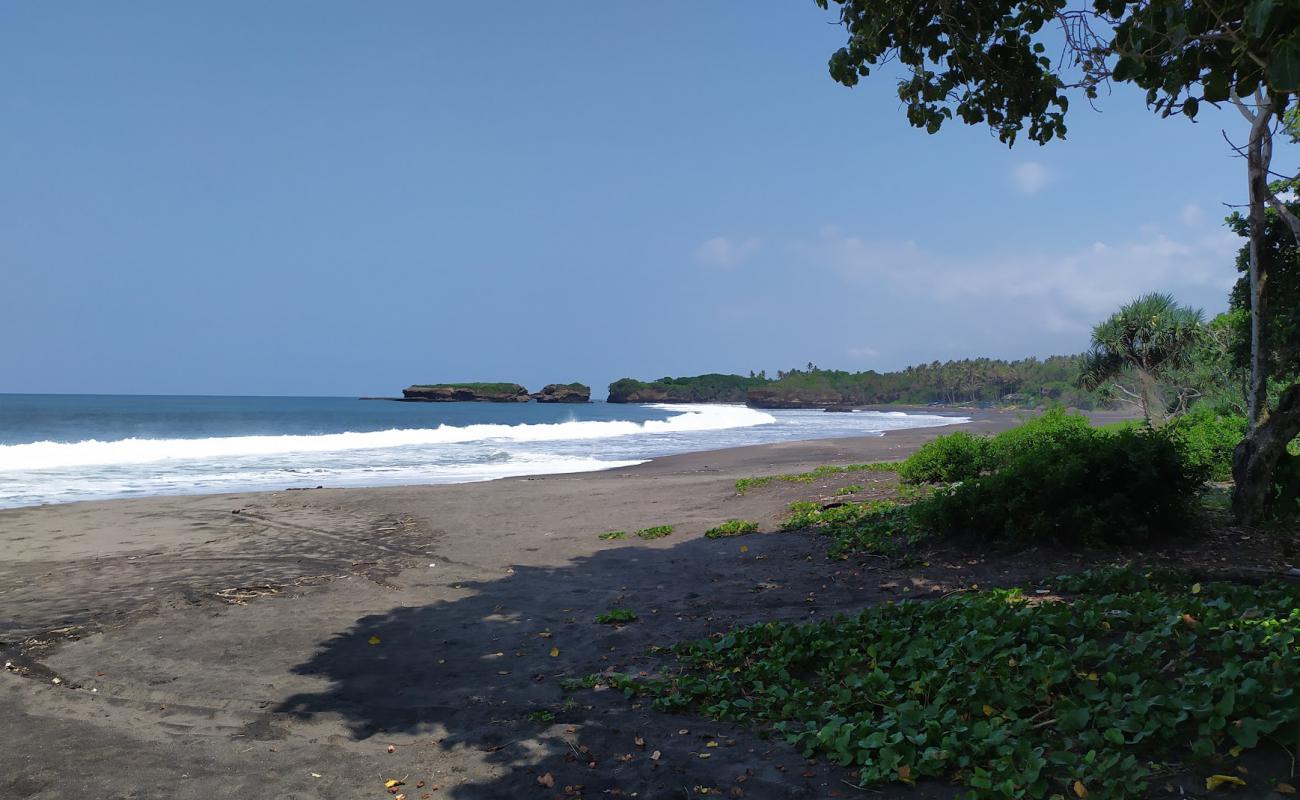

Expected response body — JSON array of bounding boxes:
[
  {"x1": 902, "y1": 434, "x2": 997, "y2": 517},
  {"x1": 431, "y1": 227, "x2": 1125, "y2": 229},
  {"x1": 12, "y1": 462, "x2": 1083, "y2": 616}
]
[
  {"x1": 0, "y1": 403, "x2": 986, "y2": 512},
  {"x1": 0, "y1": 407, "x2": 1144, "y2": 799}
]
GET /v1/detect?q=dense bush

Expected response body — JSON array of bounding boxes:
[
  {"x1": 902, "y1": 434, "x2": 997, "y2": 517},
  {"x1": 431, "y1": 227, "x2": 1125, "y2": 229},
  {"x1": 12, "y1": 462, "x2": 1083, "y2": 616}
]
[
  {"x1": 914, "y1": 427, "x2": 1204, "y2": 546},
  {"x1": 900, "y1": 407, "x2": 1094, "y2": 484},
  {"x1": 1162, "y1": 408, "x2": 1246, "y2": 482},
  {"x1": 983, "y1": 407, "x2": 1094, "y2": 468},
  {"x1": 896, "y1": 431, "x2": 991, "y2": 483}
]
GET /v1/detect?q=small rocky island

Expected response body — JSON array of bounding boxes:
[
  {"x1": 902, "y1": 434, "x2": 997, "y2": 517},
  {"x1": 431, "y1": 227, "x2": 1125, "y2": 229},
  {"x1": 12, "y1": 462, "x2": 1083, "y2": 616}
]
[
  {"x1": 531, "y1": 383, "x2": 591, "y2": 403},
  {"x1": 401, "y1": 383, "x2": 530, "y2": 402},
  {"x1": 387, "y1": 382, "x2": 592, "y2": 403}
]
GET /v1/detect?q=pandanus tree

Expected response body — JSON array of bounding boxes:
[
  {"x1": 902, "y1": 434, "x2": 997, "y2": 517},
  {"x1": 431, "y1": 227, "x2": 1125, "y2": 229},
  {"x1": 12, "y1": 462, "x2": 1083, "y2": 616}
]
[{"x1": 1079, "y1": 294, "x2": 1206, "y2": 427}]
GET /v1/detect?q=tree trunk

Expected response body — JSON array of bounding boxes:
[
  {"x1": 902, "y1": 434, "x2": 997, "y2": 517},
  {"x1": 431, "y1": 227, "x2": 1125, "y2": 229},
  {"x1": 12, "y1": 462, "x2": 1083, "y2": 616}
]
[
  {"x1": 1230, "y1": 93, "x2": 1281, "y2": 524},
  {"x1": 1137, "y1": 368, "x2": 1167, "y2": 427},
  {"x1": 1232, "y1": 383, "x2": 1300, "y2": 523},
  {"x1": 1243, "y1": 95, "x2": 1274, "y2": 429}
]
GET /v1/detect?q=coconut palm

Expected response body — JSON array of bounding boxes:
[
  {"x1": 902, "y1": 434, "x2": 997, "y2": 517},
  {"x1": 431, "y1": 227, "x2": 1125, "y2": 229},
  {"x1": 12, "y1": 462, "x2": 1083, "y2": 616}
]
[{"x1": 1080, "y1": 293, "x2": 1206, "y2": 427}]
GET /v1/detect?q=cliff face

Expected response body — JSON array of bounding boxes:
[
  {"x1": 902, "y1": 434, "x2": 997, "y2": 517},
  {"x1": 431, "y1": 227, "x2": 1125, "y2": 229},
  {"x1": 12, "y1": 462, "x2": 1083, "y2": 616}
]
[
  {"x1": 745, "y1": 388, "x2": 847, "y2": 409},
  {"x1": 532, "y1": 384, "x2": 591, "y2": 403},
  {"x1": 401, "y1": 384, "x2": 530, "y2": 402}
]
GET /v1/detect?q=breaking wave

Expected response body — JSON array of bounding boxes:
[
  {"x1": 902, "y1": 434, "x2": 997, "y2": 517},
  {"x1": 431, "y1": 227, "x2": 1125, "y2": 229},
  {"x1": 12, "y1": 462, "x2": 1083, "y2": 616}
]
[{"x1": 0, "y1": 404, "x2": 776, "y2": 472}]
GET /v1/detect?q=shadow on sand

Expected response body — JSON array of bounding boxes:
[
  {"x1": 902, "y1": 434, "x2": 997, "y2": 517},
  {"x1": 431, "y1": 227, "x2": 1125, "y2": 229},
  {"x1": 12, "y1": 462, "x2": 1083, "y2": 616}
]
[{"x1": 274, "y1": 531, "x2": 969, "y2": 799}]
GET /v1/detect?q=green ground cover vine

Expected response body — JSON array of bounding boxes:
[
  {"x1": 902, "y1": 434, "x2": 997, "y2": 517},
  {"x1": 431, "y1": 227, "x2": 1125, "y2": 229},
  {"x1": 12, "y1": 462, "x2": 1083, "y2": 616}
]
[
  {"x1": 735, "y1": 462, "x2": 899, "y2": 495},
  {"x1": 634, "y1": 524, "x2": 674, "y2": 540},
  {"x1": 591, "y1": 570, "x2": 1300, "y2": 798},
  {"x1": 704, "y1": 519, "x2": 759, "y2": 538}
]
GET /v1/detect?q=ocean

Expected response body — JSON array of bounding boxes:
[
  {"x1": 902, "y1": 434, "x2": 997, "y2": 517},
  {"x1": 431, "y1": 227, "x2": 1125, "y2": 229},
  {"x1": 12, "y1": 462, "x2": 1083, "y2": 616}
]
[{"x1": 0, "y1": 395, "x2": 968, "y2": 509}]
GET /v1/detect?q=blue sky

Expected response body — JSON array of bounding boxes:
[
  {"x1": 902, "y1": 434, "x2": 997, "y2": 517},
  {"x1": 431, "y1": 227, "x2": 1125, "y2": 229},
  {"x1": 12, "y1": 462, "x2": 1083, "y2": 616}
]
[{"x1": 0, "y1": 2, "x2": 1281, "y2": 396}]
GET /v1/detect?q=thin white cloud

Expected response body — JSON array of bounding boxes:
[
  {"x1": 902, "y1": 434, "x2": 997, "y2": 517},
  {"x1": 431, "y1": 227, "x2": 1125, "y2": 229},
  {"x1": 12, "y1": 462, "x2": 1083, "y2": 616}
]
[
  {"x1": 805, "y1": 222, "x2": 1238, "y2": 340},
  {"x1": 695, "y1": 236, "x2": 760, "y2": 268},
  {"x1": 1179, "y1": 203, "x2": 1206, "y2": 226},
  {"x1": 847, "y1": 345, "x2": 880, "y2": 360},
  {"x1": 1011, "y1": 162, "x2": 1051, "y2": 195}
]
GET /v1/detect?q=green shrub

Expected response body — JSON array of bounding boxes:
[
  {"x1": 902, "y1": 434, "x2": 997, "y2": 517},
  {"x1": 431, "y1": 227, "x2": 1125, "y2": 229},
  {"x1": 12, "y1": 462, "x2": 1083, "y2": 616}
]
[
  {"x1": 704, "y1": 519, "x2": 759, "y2": 538},
  {"x1": 1162, "y1": 408, "x2": 1246, "y2": 482},
  {"x1": 983, "y1": 406, "x2": 1094, "y2": 468},
  {"x1": 635, "y1": 524, "x2": 673, "y2": 540},
  {"x1": 899, "y1": 408, "x2": 1095, "y2": 485},
  {"x1": 914, "y1": 428, "x2": 1204, "y2": 547},
  {"x1": 598, "y1": 530, "x2": 627, "y2": 540},
  {"x1": 897, "y1": 431, "x2": 992, "y2": 483}
]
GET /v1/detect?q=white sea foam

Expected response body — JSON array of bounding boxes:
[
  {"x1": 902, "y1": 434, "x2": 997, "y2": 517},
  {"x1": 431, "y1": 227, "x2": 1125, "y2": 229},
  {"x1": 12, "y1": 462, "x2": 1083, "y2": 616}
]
[{"x1": 0, "y1": 404, "x2": 776, "y2": 471}]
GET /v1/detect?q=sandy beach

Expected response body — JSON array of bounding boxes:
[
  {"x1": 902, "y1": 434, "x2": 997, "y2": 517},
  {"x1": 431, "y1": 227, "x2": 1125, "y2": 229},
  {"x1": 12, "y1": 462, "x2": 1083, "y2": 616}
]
[{"x1": 1, "y1": 408, "x2": 1219, "y2": 800}]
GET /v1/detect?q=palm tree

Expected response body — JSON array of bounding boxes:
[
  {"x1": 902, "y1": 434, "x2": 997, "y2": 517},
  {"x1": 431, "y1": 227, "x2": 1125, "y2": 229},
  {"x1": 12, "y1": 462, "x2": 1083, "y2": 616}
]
[{"x1": 1080, "y1": 293, "x2": 1205, "y2": 427}]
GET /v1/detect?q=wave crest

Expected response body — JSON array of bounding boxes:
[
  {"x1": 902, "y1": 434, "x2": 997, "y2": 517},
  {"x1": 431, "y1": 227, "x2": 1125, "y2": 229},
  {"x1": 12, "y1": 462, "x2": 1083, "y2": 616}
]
[{"x1": 0, "y1": 404, "x2": 776, "y2": 471}]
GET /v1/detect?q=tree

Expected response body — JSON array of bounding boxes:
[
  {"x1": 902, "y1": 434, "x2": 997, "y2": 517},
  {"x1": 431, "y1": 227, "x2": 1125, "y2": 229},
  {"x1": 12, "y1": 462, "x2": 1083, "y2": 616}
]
[
  {"x1": 813, "y1": 0, "x2": 1300, "y2": 521},
  {"x1": 1226, "y1": 192, "x2": 1300, "y2": 517},
  {"x1": 1080, "y1": 294, "x2": 1206, "y2": 426}
]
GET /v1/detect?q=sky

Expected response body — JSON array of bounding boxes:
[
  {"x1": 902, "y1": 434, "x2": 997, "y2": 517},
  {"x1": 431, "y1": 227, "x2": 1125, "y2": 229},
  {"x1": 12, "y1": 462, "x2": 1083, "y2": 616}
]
[{"x1": 1, "y1": 2, "x2": 1288, "y2": 396}]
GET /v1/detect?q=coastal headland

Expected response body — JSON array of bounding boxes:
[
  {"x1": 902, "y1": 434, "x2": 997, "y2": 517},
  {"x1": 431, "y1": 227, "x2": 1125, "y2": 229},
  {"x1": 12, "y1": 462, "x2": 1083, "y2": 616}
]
[{"x1": 6, "y1": 407, "x2": 1276, "y2": 800}]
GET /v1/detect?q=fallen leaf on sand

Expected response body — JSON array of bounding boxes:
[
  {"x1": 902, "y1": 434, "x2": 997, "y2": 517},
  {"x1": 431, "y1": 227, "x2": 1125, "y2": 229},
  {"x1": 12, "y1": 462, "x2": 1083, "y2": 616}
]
[
  {"x1": 1205, "y1": 774, "x2": 1246, "y2": 790},
  {"x1": 395, "y1": 794, "x2": 406, "y2": 800},
  {"x1": 1276, "y1": 782, "x2": 1296, "y2": 794},
  {"x1": 550, "y1": 647, "x2": 560, "y2": 658},
  {"x1": 739, "y1": 545, "x2": 748, "y2": 553},
  {"x1": 385, "y1": 778, "x2": 405, "y2": 789},
  {"x1": 368, "y1": 635, "x2": 382, "y2": 645},
  {"x1": 310, "y1": 773, "x2": 321, "y2": 778},
  {"x1": 651, "y1": 750, "x2": 661, "y2": 761},
  {"x1": 634, "y1": 735, "x2": 645, "y2": 748},
  {"x1": 537, "y1": 773, "x2": 555, "y2": 788}
]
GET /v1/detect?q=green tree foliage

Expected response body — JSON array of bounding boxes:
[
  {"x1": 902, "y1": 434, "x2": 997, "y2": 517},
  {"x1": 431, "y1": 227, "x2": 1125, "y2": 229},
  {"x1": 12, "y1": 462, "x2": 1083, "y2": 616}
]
[
  {"x1": 757, "y1": 355, "x2": 1100, "y2": 407},
  {"x1": 1229, "y1": 197, "x2": 1300, "y2": 388},
  {"x1": 1079, "y1": 293, "x2": 1206, "y2": 426},
  {"x1": 606, "y1": 374, "x2": 770, "y2": 403},
  {"x1": 814, "y1": 1, "x2": 1300, "y2": 142}
]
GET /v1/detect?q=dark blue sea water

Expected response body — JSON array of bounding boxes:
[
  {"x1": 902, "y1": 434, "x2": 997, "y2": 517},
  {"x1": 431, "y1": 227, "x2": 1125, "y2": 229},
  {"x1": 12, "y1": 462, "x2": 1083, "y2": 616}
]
[{"x1": 0, "y1": 394, "x2": 967, "y2": 508}]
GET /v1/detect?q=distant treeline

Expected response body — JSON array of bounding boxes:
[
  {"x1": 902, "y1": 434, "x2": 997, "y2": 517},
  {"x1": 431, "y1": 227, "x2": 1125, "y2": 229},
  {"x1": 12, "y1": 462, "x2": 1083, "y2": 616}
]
[
  {"x1": 607, "y1": 374, "x2": 771, "y2": 403},
  {"x1": 608, "y1": 356, "x2": 1103, "y2": 407}
]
